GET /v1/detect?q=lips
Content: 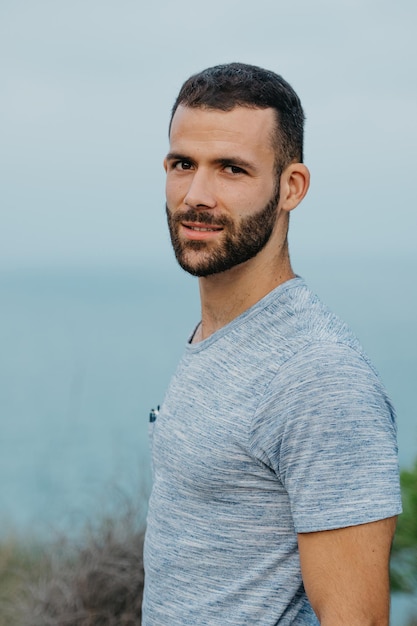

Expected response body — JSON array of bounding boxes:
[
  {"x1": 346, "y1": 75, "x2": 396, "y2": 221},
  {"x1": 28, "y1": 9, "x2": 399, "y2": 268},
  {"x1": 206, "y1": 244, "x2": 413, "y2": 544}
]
[
  {"x1": 183, "y1": 222, "x2": 223, "y2": 232},
  {"x1": 180, "y1": 221, "x2": 224, "y2": 241}
]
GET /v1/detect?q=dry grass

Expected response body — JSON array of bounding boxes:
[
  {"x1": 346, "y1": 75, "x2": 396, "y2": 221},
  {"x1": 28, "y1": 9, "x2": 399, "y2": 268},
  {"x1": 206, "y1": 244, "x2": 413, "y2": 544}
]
[
  {"x1": 1, "y1": 503, "x2": 145, "y2": 626},
  {"x1": 0, "y1": 537, "x2": 45, "y2": 626}
]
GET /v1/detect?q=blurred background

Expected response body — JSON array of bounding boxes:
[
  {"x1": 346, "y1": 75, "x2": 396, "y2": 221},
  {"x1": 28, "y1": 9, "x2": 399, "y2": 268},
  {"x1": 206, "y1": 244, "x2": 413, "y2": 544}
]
[{"x1": 1, "y1": 0, "x2": 416, "y2": 622}]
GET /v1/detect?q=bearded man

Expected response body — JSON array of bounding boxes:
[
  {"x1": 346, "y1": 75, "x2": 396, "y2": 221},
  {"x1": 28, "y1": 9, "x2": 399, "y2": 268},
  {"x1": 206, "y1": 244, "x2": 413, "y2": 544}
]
[{"x1": 142, "y1": 63, "x2": 402, "y2": 626}]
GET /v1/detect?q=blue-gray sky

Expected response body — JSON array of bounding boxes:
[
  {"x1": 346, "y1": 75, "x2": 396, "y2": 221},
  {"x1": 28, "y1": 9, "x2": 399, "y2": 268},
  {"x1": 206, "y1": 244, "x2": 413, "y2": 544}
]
[{"x1": 1, "y1": 0, "x2": 416, "y2": 269}]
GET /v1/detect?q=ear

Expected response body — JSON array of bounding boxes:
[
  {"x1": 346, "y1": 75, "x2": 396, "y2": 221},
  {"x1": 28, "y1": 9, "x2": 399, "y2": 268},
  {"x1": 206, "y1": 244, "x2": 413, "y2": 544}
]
[
  {"x1": 163, "y1": 157, "x2": 168, "y2": 172},
  {"x1": 279, "y1": 163, "x2": 310, "y2": 213}
]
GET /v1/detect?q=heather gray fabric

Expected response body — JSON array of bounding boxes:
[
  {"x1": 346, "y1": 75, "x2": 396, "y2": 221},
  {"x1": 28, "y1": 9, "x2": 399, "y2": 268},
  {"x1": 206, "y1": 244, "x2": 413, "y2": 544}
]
[{"x1": 142, "y1": 277, "x2": 402, "y2": 625}]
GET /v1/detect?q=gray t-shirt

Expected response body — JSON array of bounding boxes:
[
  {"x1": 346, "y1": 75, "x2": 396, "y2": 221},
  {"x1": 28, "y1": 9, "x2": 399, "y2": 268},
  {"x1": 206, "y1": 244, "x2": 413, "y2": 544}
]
[{"x1": 142, "y1": 278, "x2": 402, "y2": 625}]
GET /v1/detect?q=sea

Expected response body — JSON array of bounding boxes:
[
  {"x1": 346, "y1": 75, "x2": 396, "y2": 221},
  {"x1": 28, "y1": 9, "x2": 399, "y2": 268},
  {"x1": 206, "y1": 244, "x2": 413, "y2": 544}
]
[{"x1": 1, "y1": 257, "x2": 416, "y2": 623}]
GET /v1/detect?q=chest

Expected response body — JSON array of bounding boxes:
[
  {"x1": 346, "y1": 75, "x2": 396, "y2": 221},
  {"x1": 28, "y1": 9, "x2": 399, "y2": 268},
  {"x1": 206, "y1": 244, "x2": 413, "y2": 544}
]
[{"x1": 150, "y1": 352, "x2": 281, "y2": 500}]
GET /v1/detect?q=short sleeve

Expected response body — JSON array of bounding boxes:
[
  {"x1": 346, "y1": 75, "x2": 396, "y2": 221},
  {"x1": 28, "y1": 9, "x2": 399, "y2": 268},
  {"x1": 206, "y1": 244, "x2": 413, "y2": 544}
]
[{"x1": 250, "y1": 342, "x2": 402, "y2": 532}]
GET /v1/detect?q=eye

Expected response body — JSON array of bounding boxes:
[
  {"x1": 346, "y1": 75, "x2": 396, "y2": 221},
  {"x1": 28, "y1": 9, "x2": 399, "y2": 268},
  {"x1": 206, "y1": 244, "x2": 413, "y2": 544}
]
[
  {"x1": 173, "y1": 160, "x2": 193, "y2": 171},
  {"x1": 224, "y1": 164, "x2": 246, "y2": 175}
]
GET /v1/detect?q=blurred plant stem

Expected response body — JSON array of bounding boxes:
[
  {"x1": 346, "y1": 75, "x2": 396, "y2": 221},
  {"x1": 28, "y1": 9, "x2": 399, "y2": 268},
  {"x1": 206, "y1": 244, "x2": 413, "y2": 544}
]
[{"x1": 391, "y1": 459, "x2": 417, "y2": 594}]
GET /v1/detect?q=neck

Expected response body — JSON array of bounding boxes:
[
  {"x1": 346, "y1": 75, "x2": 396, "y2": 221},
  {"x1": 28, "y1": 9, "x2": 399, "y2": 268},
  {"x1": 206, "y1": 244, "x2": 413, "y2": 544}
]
[{"x1": 196, "y1": 250, "x2": 295, "y2": 341}]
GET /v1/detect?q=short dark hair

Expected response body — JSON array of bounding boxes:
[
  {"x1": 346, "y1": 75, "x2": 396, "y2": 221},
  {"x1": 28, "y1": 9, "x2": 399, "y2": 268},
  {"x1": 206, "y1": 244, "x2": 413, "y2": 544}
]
[{"x1": 170, "y1": 62, "x2": 305, "y2": 172}]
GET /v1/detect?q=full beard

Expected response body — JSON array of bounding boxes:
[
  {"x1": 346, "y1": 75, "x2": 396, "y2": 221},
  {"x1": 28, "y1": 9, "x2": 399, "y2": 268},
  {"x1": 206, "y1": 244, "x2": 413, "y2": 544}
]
[{"x1": 166, "y1": 184, "x2": 281, "y2": 277}]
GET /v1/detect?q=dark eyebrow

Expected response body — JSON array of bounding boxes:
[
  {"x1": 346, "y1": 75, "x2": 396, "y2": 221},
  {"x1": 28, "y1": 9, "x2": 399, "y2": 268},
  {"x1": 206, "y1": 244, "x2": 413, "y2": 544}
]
[{"x1": 165, "y1": 152, "x2": 194, "y2": 163}]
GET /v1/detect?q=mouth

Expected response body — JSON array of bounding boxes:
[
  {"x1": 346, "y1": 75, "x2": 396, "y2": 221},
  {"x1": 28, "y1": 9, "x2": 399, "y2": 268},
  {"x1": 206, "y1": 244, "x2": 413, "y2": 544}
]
[
  {"x1": 184, "y1": 223, "x2": 223, "y2": 232},
  {"x1": 181, "y1": 222, "x2": 224, "y2": 240}
]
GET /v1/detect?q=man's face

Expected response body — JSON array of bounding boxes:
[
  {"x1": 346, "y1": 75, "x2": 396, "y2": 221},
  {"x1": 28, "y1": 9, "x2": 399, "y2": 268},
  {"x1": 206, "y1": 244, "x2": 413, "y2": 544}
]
[{"x1": 164, "y1": 105, "x2": 282, "y2": 277}]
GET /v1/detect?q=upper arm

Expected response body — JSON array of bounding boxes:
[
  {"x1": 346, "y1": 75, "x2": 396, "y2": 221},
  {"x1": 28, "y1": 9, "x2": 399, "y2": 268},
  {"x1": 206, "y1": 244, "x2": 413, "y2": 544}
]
[
  {"x1": 252, "y1": 343, "x2": 401, "y2": 533},
  {"x1": 298, "y1": 516, "x2": 397, "y2": 626}
]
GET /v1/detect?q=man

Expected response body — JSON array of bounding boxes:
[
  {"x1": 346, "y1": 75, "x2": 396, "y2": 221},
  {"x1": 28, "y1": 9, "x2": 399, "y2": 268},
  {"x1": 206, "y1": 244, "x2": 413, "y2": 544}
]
[{"x1": 143, "y1": 63, "x2": 402, "y2": 625}]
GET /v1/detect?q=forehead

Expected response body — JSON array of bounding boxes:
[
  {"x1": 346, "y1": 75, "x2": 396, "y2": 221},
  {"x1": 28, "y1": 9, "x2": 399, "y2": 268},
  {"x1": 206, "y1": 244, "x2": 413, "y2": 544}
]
[{"x1": 169, "y1": 105, "x2": 277, "y2": 159}]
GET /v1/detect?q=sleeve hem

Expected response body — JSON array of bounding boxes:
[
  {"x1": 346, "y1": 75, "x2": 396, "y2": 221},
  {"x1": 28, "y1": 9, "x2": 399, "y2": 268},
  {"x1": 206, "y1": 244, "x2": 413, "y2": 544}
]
[{"x1": 294, "y1": 505, "x2": 403, "y2": 534}]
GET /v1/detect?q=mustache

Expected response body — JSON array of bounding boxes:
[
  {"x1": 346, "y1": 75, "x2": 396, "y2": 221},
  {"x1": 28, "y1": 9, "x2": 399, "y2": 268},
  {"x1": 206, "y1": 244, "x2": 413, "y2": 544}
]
[{"x1": 166, "y1": 205, "x2": 233, "y2": 227}]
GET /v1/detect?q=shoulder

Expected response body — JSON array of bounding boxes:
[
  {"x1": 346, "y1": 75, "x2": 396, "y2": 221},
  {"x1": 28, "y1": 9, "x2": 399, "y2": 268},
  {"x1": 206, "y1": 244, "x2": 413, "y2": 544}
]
[
  {"x1": 248, "y1": 278, "x2": 365, "y2": 364},
  {"x1": 255, "y1": 339, "x2": 395, "y2": 439}
]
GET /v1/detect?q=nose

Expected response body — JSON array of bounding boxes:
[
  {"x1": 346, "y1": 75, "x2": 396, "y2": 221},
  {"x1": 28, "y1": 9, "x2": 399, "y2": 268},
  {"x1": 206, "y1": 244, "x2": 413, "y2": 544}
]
[{"x1": 183, "y1": 169, "x2": 217, "y2": 210}]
